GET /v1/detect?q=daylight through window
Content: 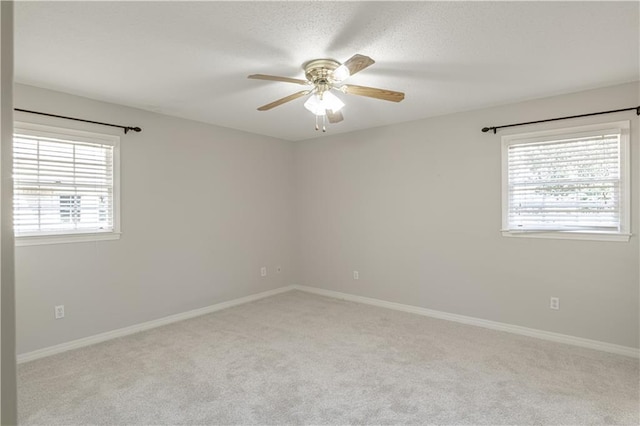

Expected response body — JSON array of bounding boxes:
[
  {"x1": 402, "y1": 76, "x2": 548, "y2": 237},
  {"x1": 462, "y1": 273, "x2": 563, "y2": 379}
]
[
  {"x1": 501, "y1": 121, "x2": 630, "y2": 241},
  {"x1": 13, "y1": 123, "x2": 120, "y2": 243}
]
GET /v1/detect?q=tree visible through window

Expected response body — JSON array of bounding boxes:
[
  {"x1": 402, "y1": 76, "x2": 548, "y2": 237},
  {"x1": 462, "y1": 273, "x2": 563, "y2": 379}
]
[{"x1": 501, "y1": 121, "x2": 630, "y2": 241}]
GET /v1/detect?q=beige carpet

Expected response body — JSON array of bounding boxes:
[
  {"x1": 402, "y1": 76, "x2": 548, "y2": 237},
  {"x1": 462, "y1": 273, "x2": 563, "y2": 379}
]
[{"x1": 18, "y1": 290, "x2": 639, "y2": 425}]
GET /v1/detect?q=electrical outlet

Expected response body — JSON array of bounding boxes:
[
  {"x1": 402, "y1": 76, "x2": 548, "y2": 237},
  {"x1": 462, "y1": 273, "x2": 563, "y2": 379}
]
[
  {"x1": 54, "y1": 305, "x2": 65, "y2": 319},
  {"x1": 260, "y1": 266, "x2": 267, "y2": 277},
  {"x1": 353, "y1": 270, "x2": 359, "y2": 280},
  {"x1": 276, "y1": 266, "x2": 282, "y2": 273},
  {"x1": 550, "y1": 297, "x2": 560, "y2": 310}
]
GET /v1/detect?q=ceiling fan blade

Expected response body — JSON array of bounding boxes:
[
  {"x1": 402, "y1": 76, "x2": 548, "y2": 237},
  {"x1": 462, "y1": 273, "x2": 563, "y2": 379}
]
[
  {"x1": 342, "y1": 84, "x2": 405, "y2": 102},
  {"x1": 257, "y1": 90, "x2": 310, "y2": 111},
  {"x1": 326, "y1": 110, "x2": 344, "y2": 124},
  {"x1": 342, "y1": 54, "x2": 375, "y2": 76},
  {"x1": 248, "y1": 74, "x2": 309, "y2": 86}
]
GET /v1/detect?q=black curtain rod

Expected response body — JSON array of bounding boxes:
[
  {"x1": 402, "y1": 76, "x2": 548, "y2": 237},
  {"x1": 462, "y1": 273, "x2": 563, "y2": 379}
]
[
  {"x1": 482, "y1": 106, "x2": 640, "y2": 134},
  {"x1": 14, "y1": 108, "x2": 142, "y2": 134}
]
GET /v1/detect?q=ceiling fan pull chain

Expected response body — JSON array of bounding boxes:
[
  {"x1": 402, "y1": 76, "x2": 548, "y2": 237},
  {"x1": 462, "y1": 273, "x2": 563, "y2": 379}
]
[
  {"x1": 315, "y1": 114, "x2": 319, "y2": 131},
  {"x1": 322, "y1": 114, "x2": 326, "y2": 132}
]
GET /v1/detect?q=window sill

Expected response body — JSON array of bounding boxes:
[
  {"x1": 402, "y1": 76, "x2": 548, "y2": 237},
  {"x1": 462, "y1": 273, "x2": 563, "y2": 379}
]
[
  {"x1": 501, "y1": 230, "x2": 631, "y2": 242},
  {"x1": 16, "y1": 232, "x2": 121, "y2": 247}
]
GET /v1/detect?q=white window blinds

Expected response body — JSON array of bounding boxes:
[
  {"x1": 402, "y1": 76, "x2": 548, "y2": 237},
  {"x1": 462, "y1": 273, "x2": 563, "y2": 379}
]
[
  {"x1": 505, "y1": 131, "x2": 622, "y2": 232},
  {"x1": 14, "y1": 130, "x2": 116, "y2": 236}
]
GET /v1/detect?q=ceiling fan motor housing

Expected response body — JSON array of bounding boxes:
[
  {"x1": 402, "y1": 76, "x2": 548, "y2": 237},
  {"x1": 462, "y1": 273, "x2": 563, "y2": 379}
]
[{"x1": 304, "y1": 59, "x2": 341, "y2": 91}]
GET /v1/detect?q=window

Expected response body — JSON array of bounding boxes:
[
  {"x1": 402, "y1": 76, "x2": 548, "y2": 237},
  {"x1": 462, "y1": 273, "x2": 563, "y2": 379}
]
[
  {"x1": 13, "y1": 122, "x2": 120, "y2": 245},
  {"x1": 501, "y1": 121, "x2": 630, "y2": 241}
]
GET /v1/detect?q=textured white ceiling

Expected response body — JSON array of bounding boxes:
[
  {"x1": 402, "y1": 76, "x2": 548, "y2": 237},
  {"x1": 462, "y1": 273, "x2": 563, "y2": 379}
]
[{"x1": 14, "y1": 1, "x2": 640, "y2": 141}]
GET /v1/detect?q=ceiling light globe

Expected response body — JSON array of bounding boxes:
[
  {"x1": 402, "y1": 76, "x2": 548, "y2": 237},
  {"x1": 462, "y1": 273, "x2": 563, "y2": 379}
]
[
  {"x1": 322, "y1": 91, "x2": 345, "y2": 113},
  {"x1": 304, "y1": 91, "x2": 345, "y2": 116},
  {"x1": 304, "y1": 95, "x2": 326, "y2": 116},
  {"x1": 333, "y1": 65, "x2": 350, "y2": 82}
]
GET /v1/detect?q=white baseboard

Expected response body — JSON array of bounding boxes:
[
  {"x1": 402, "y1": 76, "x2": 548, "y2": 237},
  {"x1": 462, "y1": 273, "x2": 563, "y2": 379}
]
[
  {"x1": 19, "y1": 284, "x2": 639, "y2": 363},
  {"x1": 293, "y1": 285, "x2": 640, "y2": 359},
  {"x1": 17, "y1": 285, "x2": 295, "y2": 364}
]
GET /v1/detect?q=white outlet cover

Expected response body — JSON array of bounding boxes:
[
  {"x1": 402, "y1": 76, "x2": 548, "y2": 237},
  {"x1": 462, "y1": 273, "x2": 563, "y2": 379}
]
[
  {"x1": 54, "y1": 305, "x2": 65, "y2": 319},
  {"x1": 260, "y1": 267, "x2": 267, "y2": 277},
  {"x1": 353, "y1": 271, "x2": 359, "y2": 280}
]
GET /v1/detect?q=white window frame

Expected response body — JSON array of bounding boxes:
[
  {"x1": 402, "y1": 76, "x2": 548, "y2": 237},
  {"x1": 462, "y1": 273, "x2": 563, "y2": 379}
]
[
  {"x1": 13, "y1": 122, "x2": 121, "y2": 246},
  {"x1": 501, "y1": 120, "x2": 631, "y2": 242}
]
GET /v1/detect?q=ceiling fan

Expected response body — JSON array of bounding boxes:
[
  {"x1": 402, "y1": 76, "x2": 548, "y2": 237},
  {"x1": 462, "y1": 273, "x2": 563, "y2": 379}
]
[{"x1": 248, "y1": 54, "x2": 405, "y2": 132}]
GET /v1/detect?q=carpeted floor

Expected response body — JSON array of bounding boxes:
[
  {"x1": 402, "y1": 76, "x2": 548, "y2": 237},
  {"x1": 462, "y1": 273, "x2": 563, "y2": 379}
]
[{"x1": 18, "y1": 290, "x2": 639, "y2": 425}]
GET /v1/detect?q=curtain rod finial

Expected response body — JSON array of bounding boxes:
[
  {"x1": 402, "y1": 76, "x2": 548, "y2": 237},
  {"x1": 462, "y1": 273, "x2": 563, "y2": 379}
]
[
  {"x1": 481, "y1": 127, "x2": 491, "y2": 133},
  {"x1": 124, "y1": 127, "x2": 142, "y2": 134}
]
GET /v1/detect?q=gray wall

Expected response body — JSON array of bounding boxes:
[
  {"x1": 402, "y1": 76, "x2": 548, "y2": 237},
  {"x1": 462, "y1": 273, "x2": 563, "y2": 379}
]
[
  {"x1": 15, "y1": 81, "x2": 639, "y2": 356},
  {"x1": 294, "y1": 82, "x2": 640, "y2": 349},
  {"x1": 1, "y1": 1, "x2": 17, "y2": 423},
  {"x1": 14, "y1": 84, "x2": 296, "y2": 354}
]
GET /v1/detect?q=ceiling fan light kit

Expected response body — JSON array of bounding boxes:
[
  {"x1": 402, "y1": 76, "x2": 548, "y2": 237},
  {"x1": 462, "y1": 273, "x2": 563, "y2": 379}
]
[
  {"x1": 248, "y1": 54, "x2": 405, "y2": 132},
  {"x1": 303, "y1": 92, "x2": 344, "y2": 116}
]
